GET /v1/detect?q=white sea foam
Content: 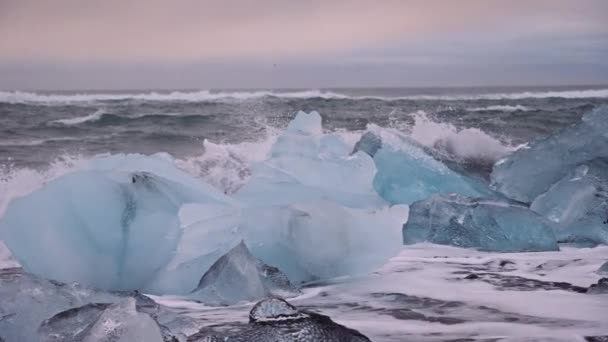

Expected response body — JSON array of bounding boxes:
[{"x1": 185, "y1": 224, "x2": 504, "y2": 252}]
[
  {"x1": 49, "y1": 109, "x2": 106, "y2": 125},
  {"x1": 408, "y1": 111, "x2": 515, "y2": 162},
  {"x1": 1, "y1": 88, "x2": 607, "y2": 104},
  {"x1": 467, "y1": 105, "x2": 531, "y2": 112}
]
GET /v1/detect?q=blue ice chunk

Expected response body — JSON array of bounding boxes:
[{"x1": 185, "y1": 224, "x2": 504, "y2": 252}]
[
  {"x1": 189, "y1": 241, "x2": 300, "y2": 305},
  {"x1": 0, "y1": 154, "x2": 232, "y2": 293},
  {"x1": 177, "y1": 201, "x2": 406, "y2": 284},
  {"x1": 372, "y1": 145, "x2": 489, "y2": 205},
  {"x1": 491, "y1": 106, "x2": 608, "y2": 203},
  {"x1": 530, "y1": 160, "x2": 608, "y2": 246},
  {"x1": 0, "y1": 268, "x2": 165, "y2": 342},
  {"x1": 403, "y1": 194, "x2": 559, "y2": 252},
  {"x1": 236, "y1": 111, "x2": 386, "y2": 209}
]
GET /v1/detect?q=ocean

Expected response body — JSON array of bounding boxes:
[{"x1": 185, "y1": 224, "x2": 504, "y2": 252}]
[{"x1": 1, "y1": 85, "x2": 608, "y2": 341}]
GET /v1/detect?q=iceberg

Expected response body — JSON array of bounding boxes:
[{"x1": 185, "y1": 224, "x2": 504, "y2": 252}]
[
  {"x1": 530, "y1": 161, "x2": 608, "y2": 246},
  {"x1": 491, "y1": 106, "x2": 608, "y2": 203},
  {"x1": 403, "y1": 194, "x2": 559, "y2": 252},
  {"x1": 190, "y1": 241, "x2": 300, "y2": 305},
  {"x1": 0, "y1": 154, "x2": 232, "y2": 293},
  {"x1": 235, "y1": 111, "x2": 386, "y2": 209},
  {"x1": 198, "y1": 298, "x2": 371, "y2": 341}
]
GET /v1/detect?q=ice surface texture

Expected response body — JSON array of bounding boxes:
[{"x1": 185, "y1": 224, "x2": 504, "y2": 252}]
[
  {"x1": 199, "y1": 298, "x2": 371, "y2": 341},
  {"x1": 491, "y1": 106, "x2": 608, "y2": 203},
  {"x1": 235, "y1": 111, "x2": 386, "y2": 209},
  {"x1": 370, "y1": 135, "x2": 490, "y2": 205},
  {"x1": 403, "y1": 194, "x2": 559, "y2": 252},
  {"x1": 0, "y1": 158, "x2": 232, "y2": 292},
  {"x1": 190, "y1": 241, "x2": 300, "y2": 305},
  {"x1": 0, "y1": 268, "x2": 169, "y2": 342},
  {"x1": 530, "y1": 161, "x2": 608, "y2": 246}
]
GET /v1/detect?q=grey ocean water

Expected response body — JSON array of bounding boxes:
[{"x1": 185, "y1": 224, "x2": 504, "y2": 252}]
[{"x1": 2, "y1": 86, "x2": 607, "y2": 169}]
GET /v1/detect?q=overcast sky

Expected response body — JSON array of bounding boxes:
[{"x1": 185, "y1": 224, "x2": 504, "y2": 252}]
[{"x1": 0, "y1": 0, "x2": 607, "y2": 90}]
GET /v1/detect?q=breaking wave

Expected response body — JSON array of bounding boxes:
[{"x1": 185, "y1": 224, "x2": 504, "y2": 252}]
[
  {"x1": 467, "y1": 105, "x2": 531, "y2": 112},
  {"x1": 1, "y1": 88, "x2": 607, "y2": 104},
  {"x1": 49, "y1": 109, "x2": 106, "y2": 125},
  {"x1": 408, "y1": 111, "x2": 517, "y2": 162}
]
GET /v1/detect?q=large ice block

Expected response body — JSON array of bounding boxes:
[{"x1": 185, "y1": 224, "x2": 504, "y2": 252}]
[
  {"x1": 81, "y1": 299, "x2": 164, "y2": 342},
  {"x1": 176, "y1": 201, "x2": 406, "y2": 285},
  {"x1": 403, "y1": 194, "x2": 559, "y2": 252},
  {"x1": 190, "y1": 241, "x2": 300, "y2": 305},
  {"x1": 491, "y1": 106, "x2": 608, "y2": 203},
  {"x1": 372, "y1": 145, "x2": 489, "y2": 205},
  {"x1": 236, "y1": 111, "x2": 386, "y2": 209},
  {"x1": 531, "y1": 160, "x2": 608, "y2": 246},
  {"x1": 0, "y1": 154, "x2": 232, "y2": 293}
]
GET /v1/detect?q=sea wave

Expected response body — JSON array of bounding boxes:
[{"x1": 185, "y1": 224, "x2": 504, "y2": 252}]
[
  {"x1": 49, "y1": 109, "x2": 106, "y2": 125},
  {"x1": 1, "y1": 88, "x2": 607, "y2": 104},
  {"x1": 467, "y1": 105, "x2": 531, "y2": 112}
]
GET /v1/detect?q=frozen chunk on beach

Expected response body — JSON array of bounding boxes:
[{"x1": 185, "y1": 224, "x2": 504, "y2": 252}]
[
  {"x1": 236, "y1": 111, "x2": 386, "y2": 209},
  {"x1": 190, "y1": 241, "x2": 300, "y2": 305},
  {"x1": 491, "y1": 106, "x2": 608, "y2": 203},
  {"x1": 403, "y1": 194, "x2": 559, "y2": 252},
  {"x1": 372, "y1": 145, "x2": 489, "y2": 205},
  {"x1": 598, "y1": 262, "x2": 608, "y2": 275},
  {"x1": 0, "y1": 268, "x2": 164, "y2": 342},
  {"x1": 176, "y1": 201, "x2": 405, "y2": 285},
  {"x1": 80, "y1": 299, "x2": 164, "y2": 342},
  {"x1": 198, "y1": 298, "x2": 371, "y2": 341},
  {"x1": 531, "y1": 161, "x2": 608, "y2": 246},
  {"x1": 0, "y1": 153, "x2": 232, "y2": 293}
]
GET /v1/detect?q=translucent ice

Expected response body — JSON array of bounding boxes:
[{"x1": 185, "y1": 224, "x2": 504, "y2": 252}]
[
  {"x1": 177, "y1": 201, "x2": 406, "y2": 284},
  {"x1": 403, "y1": 194, "x2": 559, "y2": 252},
  {"x1": 0, "y1": 154, "x2": 232, "y2": 293},
  {"x1": 0, "y1": 268, "x2": 166, "y2": 342},
  {"x1": 0, "y1": 240, "x2": 18, "y2": 269},
  {"x1": 235, "y1": 111, "x2": 386, "y2": 209},
  {"x1": 190, "y1": 241, "x2": 300, "y2": 305},
  {"x1": 199, "y1": 298, "x2": 371, "y2": 341},
  {"x1": 531, "y1": 161, "x2": 608, "y2": 246},
  {"x1": 491, "y1": 106, "x2": 608, "y2": 203},
  {"x1": 372, "y1": 144, "x2": 489, "y2": 205},
  {"x1": 80, "y1": 299, "x2": 164, "y2": 342}
]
